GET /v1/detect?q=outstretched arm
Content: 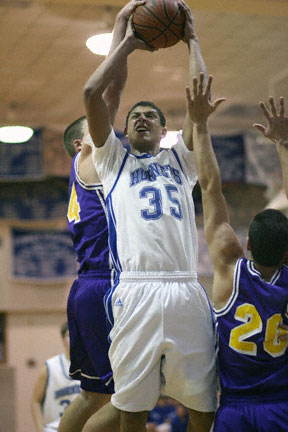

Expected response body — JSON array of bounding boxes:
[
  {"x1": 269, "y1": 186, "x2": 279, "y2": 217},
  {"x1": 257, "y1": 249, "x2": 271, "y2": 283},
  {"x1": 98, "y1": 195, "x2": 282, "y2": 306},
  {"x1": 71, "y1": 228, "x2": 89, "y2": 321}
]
[
  {"x1": 178, "y1": 0, "x2": 208, "y2": 150},
  {"x1": 186, "y1": 74, "x2": 244, "y2": 307},
  {"x1": 253, "y1": 96, "x2": 288, "y2": 198},
  {"x1": 83, "y1": 4, "x2": 151, "y2": 149},
  {"x1": 103, "y1": 0, "x2": 146, "y2": 125},
  {"x1": 79, "y1": 1, "x2": 145, "y2": 171}
]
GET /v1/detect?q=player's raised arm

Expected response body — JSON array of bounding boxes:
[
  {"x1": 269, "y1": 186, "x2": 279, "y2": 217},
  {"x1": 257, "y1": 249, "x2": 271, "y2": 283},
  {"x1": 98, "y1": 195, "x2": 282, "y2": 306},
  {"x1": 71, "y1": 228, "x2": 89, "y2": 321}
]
[
  {"x1": 178, "y1": 0, "x2": 208, "y2": 150},
  {"x1": 186, "y1": 74, "x2": 244, "y2": 306},
  {"x1": 83, "y1": 8, "x2": 151, "y2": 149},
  {"x1": 103, "y1": 1, "x2": 146, "y2": 126},
  {"x1": 253, "y1": 96, "x2": 288, "y2": 198},
  {"x1": 79, "y1": 1, "x2": 146, "y2": 174}
]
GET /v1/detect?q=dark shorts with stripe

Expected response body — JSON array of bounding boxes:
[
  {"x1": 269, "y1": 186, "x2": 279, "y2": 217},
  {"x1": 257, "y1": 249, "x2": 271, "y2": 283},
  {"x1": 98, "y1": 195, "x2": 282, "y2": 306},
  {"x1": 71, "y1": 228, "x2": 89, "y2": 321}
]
[
  {"x1": 213, "y1": 392, "x2": 288, "y2": 432},
  {"x1": 67, "y1": 271, "x2": 114, "y2": 394}
]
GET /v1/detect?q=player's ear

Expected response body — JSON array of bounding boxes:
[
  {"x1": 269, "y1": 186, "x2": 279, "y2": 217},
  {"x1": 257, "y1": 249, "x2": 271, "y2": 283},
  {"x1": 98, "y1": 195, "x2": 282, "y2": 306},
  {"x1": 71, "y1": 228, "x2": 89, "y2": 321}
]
[
  {"x1": 73, "y1": 139, "x2": 82, "y2": 153},
  {"x1": 246, "y1": 237, "x2": 250, "y2": 251},
  {"x1": 161, "y1": 127, "x2": 167, "y2": 139},
  {"x1": 124, "y1": 127, "x2": 128, "y2": 138}
]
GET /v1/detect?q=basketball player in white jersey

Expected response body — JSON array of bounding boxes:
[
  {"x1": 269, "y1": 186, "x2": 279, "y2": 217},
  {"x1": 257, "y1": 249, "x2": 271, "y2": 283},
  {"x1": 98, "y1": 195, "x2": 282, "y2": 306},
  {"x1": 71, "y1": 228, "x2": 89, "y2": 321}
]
[
  {"x1": 58, "y1": 3, "x2": 147, "y2": 432},
  {"x1": 81, "y1": 2, "x2": 217, "y2": 432},
  {"x1": 31, "y1": 322, "x2": 81, "y2": 432}
]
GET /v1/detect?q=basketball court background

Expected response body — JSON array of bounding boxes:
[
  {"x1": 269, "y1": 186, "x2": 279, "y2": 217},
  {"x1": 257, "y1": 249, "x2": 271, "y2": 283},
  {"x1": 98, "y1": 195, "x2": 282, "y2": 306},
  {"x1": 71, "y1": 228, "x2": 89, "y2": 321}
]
[{"x1": 0, "y1": 1, "x2": 287, "y2": 430}]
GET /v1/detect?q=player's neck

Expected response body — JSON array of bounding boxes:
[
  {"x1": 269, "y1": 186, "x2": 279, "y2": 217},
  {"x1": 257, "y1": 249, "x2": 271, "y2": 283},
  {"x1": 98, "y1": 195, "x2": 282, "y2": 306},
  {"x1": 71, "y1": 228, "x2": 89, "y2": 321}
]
[
  {"x1": 253, "y1": 262, "x2": 282, "y2": 281},
  {"x1": 131, "y1": 142, "x2": 160, "y2": 156}
]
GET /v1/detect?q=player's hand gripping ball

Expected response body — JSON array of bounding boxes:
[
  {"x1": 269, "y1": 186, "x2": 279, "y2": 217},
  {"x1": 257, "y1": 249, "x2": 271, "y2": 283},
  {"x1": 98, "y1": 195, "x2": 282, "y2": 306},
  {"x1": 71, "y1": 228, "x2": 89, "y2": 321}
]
[{"x1": 132, "y1": 0, "x2": 186, "y2": 49}]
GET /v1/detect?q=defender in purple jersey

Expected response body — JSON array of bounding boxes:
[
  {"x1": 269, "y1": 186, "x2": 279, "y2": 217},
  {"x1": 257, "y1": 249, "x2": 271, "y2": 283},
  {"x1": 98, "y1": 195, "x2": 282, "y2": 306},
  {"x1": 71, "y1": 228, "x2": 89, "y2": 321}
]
[
  {"x1": 58, "y1": 3, "x2": 147, "y2": 432},
  {"x1": 186, "y1": 76, "x2": 288, "y2": 431}
]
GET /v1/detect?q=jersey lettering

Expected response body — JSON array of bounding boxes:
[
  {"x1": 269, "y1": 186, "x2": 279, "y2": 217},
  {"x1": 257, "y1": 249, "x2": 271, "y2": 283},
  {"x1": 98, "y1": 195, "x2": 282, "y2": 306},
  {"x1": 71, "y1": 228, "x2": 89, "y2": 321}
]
[
  {"x1": 229, "y1": 303, "x2": 288, "y2": 357},
  {"x1": 130, "y1": 163, "x2": 182, "y2": 187},
  {"x1": 140, "y1": 186, "x2": 163, "y2": 220},
  {"x1": 139, "y1": 185, "x2": 182, "y2": 221},
  {"x1": 67, "y1": 182, "x2": 81, "y2": 223},
  {"x1": 264, "y1": 313, "x2": 288, "y2": 357}
]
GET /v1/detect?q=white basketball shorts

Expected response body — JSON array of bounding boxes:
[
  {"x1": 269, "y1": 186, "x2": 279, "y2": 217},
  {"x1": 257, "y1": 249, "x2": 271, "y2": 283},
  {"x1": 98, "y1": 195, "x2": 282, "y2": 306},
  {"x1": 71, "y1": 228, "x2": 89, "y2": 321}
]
[{"x1": 108, "y1": 271, "x2": 217, "y2": 412}]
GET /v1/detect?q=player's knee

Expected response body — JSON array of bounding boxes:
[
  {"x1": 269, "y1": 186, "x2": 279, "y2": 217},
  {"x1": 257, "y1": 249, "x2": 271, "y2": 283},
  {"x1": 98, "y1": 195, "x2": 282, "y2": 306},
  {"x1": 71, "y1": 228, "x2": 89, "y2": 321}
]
[
  {"x1": 121, "y1": 410, "x2": 148, "y2": 430},
  {"x1": 188, "y1": 409, "x2": 215, "y2": 432},
  {"x1": 80, "y1": 389, "x2": 111, "y2": 410}
]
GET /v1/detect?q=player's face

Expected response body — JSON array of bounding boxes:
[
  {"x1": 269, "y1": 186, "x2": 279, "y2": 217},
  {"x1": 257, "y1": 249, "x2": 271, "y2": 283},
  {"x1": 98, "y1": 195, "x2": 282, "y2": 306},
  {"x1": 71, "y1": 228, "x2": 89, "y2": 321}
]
[{"x1": 126, "y1": 106, "x2": 167, "y2": 154}]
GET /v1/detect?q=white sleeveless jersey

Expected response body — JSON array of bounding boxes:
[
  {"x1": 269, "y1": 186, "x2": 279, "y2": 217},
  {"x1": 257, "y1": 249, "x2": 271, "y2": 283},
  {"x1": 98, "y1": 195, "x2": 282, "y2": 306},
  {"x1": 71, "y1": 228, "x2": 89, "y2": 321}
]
[
  {"x1": 89, "y1": 130, "x2": 198, "y2": 273},
  {"x1": 42, "y1": 353, "x2": 81, "y2": 429}
]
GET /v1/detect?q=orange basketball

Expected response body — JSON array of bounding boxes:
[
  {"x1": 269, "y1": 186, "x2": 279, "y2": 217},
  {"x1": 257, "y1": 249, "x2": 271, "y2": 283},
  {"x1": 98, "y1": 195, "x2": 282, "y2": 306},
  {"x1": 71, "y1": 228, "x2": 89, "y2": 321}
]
[{"x1": 132, "y1": 0, "x2": 185, "y2": 49}]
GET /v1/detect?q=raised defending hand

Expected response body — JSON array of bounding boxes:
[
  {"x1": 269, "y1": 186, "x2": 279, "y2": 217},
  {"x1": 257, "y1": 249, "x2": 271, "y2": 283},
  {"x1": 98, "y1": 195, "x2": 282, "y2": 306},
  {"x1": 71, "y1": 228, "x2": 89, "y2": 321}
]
[
  {"x1": 186, "y1": 73, "x2": 226, "y2": 124},
  {"x1": 178, "y1": 0, "x2": 196, "y2": 42},
  {"x1": 253, "y1": 97, "x2": 288, "y2": 145}
]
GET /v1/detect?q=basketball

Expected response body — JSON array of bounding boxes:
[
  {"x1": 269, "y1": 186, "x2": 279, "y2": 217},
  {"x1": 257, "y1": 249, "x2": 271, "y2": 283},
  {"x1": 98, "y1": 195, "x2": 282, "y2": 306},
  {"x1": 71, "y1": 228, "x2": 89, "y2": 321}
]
[{"x1": 132, "y1": 0, "x2": 186, "y2": 49}]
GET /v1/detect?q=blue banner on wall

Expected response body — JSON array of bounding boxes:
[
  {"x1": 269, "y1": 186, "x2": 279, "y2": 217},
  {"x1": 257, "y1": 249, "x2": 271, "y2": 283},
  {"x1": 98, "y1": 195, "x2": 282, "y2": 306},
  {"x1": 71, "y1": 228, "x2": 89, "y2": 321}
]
[
  {"x1": 12, "y1": 229, "x2": 78, "y2": 280},
  {"x1": 0, "y1": 129, "x2": 43, "y2": 180},
  {"x1": 0, "y1": 179, "x2": 68, "y2": 220},
  {"x1": 212, "y1": 135, "x2": 245, "y2": 182}
]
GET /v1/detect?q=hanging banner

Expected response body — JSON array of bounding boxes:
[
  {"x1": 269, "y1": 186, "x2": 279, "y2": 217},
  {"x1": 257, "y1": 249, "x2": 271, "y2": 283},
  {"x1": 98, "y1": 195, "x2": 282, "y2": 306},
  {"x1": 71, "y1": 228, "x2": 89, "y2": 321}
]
[
  {"x1": 212, "y1": 134, "x2": 245, "y2": 183},
  {"x1": 0, "y1": 179, "x2": 68, "y2": 220},
  {"x1": 12, "y1": 228, "x2": 78, "y2": 280},
  {"x1": 0, "y1": 129, "x2": 43, "y2": 180}
]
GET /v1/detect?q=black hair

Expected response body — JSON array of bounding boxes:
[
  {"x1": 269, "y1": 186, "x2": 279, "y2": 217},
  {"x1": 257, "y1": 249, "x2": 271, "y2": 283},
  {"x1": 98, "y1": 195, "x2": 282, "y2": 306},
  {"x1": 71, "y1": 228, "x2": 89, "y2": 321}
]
[
  {"x1": 63, "y1": 116, "x2": 87, "y2": 158},
  {"x1": 125, "y1": 101, "x2": 166, "y2": 129},
  {"x1": 248, "y1": 208, "x2": 288, "y2": 266},
  {"x1": 60, "y1": 321, "x2": 69, "y2": 338}
]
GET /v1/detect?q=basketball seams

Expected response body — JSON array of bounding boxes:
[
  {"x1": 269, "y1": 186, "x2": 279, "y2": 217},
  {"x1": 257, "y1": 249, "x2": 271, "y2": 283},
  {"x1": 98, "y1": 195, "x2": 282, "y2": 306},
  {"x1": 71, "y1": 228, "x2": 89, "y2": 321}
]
[
  {"x1": 134, "y1": 6, "x2": 182, "y2": 46},
  {"x1": 163, "y1": 0, "x2": 184, "y2": 27},
  {"x1": 132, "y1": 0, "x2": 185, "y2": 49}
]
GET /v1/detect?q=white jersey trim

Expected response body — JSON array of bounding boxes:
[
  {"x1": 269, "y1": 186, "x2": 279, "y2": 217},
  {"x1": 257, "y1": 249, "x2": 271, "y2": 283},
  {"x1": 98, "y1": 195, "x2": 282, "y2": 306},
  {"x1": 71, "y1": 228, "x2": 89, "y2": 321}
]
[{"x1": 214, "y1": 258, "x2": 242, "y2": 317}]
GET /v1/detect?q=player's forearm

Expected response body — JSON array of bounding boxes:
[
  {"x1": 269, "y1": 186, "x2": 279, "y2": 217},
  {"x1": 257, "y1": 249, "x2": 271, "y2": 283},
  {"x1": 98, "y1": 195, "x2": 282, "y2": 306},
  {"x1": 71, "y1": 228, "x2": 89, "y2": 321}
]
[
  {"x1": 193, "y1": 122, "x2": 222, "y2": 192},
  {"x1": 31, "y1": 402, "x2": 44, "y2": 432},
  {"x1": 103, "y1": 14, "x2": 129, "y2": 124},
  {"x1": 84, "y1": 37, "x2": 134, "y2": 102},
  {"x1": 188, "y1": 37, "x2": 208, "y2": 86},
  {"x1": 276, "y1": 140, "x2": 288, "y2": 198}
]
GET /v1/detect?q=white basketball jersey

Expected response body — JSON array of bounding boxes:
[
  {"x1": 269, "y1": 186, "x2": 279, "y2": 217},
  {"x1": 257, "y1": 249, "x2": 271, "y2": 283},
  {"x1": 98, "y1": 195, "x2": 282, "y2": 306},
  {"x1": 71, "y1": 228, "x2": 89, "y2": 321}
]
[
  {"x1": 42, "y1": 353, "x2": 81, "y2": 429},
  {"x1": 89, "y1": 130, "x2": 198, "y2": 273}
]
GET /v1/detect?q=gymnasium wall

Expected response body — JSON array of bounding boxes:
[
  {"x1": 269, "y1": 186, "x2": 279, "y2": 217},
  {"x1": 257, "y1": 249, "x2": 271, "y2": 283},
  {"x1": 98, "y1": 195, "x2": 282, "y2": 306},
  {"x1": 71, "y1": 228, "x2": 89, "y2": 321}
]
[{"x1": 0, "y1": 129, "x2": 283, "y2": 431}]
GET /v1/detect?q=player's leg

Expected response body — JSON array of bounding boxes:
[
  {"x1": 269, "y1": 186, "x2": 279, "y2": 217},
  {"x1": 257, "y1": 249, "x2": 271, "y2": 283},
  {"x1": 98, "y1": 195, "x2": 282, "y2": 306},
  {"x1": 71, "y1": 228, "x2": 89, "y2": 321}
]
[
  {"x1": 58, "y1": 390, "x2": 111, "y2": 432},
  {"x1": 187, "y1": 408, "x2": 215, "y2": 432},
  {"x1": 120, "y1": 410, "x2": 148, "y2": 432},
  {"x1": 59, "y1": 275, "x2": 116, "y2": 432},
  {"x1": 161, "y1": 279, "x2": 217, "y2": 432}
]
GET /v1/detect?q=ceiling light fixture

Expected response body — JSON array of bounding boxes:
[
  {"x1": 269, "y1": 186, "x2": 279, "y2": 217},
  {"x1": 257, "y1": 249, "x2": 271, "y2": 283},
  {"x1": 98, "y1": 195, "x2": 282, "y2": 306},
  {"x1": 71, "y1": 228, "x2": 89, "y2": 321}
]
[
  {"x1": 86, "y1": 33, "x2": 113, "y2": 56},
  {"x1": 0, "y1": 126, "x2": 34, "y2": 143}
]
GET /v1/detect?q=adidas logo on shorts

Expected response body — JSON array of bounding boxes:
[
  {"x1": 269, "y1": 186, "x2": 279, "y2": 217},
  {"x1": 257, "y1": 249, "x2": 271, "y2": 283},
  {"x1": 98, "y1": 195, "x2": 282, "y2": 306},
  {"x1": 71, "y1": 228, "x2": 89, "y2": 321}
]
[{"x1": 115, "y1": 298, "x2": 123, "y2": 307}]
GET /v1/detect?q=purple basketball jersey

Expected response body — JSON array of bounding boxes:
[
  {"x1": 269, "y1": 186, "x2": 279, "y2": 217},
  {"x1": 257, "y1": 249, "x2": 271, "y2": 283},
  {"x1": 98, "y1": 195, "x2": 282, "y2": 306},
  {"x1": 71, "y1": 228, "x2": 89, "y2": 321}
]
[
  {"x1": 67, "y1": 154, "x2": 111, "y2": 274},
  {"x1": 214, "y1": 258, "x2": 288, "y2": 398},
  {"x1": 66, "y1": 154, "x2": 114, "y2": 393}
]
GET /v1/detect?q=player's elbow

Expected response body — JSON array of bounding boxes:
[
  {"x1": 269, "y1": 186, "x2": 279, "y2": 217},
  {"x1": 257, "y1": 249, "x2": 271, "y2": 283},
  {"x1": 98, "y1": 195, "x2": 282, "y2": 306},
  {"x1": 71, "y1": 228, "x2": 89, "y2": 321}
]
[
  {"x1": 83, "y1": 81, "x2": 101, "y2": 106},
  {"x1": 199, "y1": 175, "x2": 221, "y2": 194}
]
